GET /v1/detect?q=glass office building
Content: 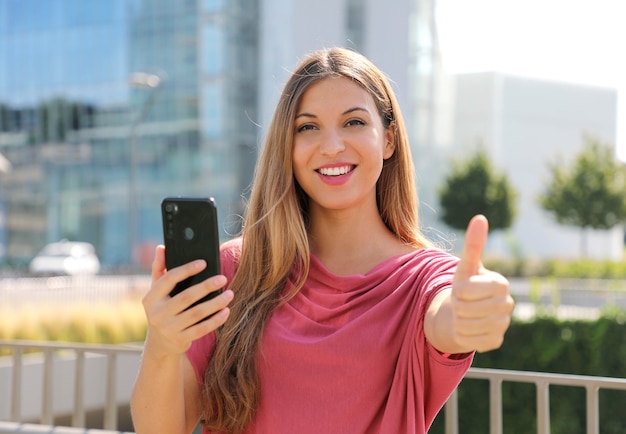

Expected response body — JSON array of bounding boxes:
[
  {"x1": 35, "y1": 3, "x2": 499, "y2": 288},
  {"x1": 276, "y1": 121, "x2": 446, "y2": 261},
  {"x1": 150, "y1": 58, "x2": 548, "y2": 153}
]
[{"x1": 0, "y1": 0, "x2": 258, "y2": 267}]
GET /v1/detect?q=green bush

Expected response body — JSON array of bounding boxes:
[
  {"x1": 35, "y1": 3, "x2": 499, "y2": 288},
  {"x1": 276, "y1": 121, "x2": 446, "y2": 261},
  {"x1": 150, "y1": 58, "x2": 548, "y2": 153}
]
[
  {"x1": 544, "y1": 258, "x2": 626, "y2": 279},
  {"x1": 430, "y1": 313, "x2": 626, "y2": 434}
]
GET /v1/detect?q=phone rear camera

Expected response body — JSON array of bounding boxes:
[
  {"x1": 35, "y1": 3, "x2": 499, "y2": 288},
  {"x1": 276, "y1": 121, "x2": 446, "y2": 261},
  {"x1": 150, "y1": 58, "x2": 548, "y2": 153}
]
[
  {"x1": 165, "y1": 203, "x2": 178, "y2": 213},
  {"x1": 184, "y1": 227, "x2": 194, "y2": 240}
]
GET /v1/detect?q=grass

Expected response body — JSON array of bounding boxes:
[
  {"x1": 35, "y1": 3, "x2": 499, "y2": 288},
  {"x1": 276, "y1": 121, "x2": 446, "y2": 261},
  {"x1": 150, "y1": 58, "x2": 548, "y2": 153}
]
[{"x1": 0, "y1": 299, "x2": 147, "y2": 353}]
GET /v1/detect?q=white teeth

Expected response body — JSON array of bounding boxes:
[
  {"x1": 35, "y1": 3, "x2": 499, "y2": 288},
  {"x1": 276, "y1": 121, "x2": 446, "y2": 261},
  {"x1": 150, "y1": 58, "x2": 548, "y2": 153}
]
[{"x1": 319, "y1": 166, "x2": 352, "y2": 176}]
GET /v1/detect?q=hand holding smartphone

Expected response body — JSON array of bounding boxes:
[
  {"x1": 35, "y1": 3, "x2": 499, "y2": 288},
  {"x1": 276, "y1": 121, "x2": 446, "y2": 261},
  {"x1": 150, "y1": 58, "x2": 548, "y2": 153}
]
[{"x1": 161, "y1": 197, "x2": 223, "y2": 308}]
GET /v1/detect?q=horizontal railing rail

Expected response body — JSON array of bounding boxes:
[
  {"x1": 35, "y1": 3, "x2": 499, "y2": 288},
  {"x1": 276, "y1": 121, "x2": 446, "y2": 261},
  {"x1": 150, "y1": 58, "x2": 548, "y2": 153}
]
[
  {"x1": 444, "y1": 367, "x2": 626, "y2": 434},
  {"x1": 0, "y1": 420, "x2": 134, "y2": 433}
]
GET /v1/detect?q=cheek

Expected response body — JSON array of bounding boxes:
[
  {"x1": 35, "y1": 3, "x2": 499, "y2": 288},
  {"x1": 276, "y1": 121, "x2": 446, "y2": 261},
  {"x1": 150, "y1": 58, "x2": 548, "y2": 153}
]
[{"x1": 291, "y1": 141, "x2": 308, "y2": 183}]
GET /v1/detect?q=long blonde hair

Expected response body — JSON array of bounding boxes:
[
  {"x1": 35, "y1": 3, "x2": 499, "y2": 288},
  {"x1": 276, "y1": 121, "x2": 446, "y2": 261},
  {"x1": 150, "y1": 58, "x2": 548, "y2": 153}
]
[{"x1": 202, "y1": 47, "x2": 431, "y2": 433}]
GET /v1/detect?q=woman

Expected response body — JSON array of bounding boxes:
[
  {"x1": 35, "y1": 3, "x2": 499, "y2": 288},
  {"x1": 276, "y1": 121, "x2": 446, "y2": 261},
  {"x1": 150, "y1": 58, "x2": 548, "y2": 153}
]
[{"x1": 131, "y1": 47, "x2": 514, "y2": 433}]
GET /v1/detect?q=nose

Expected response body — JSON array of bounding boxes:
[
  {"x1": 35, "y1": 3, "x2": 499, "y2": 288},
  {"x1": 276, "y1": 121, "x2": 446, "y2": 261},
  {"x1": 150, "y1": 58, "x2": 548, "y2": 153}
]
[{"x1": 319, "y1": 129, "x2": 346, "y2": 156}]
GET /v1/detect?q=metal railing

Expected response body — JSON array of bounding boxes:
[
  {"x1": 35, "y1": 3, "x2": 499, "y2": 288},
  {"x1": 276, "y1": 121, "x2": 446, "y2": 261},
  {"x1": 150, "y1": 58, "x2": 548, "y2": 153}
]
[
  {"x1": 0, "y1": 421, "x2": 134, "y2": 433},
  {"x1": 0, "y1": 340, "x2": 142, "y2": 431},
  {"x1": 3, "y1": 340, "x2": 626, "y2": 433},
  {"x1": 444, "y1": 367, "x2": 626, "y2": 434}
]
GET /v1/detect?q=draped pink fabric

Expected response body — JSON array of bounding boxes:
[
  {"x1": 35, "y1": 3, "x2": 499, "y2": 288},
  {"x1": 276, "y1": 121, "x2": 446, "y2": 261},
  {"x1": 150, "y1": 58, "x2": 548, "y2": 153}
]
[{"x1": 188, "y1": 239, "x2": 473, "y2": 433}]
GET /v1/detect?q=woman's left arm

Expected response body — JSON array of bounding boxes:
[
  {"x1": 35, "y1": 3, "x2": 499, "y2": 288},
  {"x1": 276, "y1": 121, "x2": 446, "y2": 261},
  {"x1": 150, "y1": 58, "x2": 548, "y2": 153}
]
[{"x1": 424, "y1": 215, "x2": 515, "y2": 355}]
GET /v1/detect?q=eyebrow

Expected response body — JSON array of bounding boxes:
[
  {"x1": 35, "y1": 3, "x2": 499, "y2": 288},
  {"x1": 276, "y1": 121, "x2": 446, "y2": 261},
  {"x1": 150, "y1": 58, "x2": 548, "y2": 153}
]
[{"x1": 295, "y1": 106, "x2": 370, "y2": 120}]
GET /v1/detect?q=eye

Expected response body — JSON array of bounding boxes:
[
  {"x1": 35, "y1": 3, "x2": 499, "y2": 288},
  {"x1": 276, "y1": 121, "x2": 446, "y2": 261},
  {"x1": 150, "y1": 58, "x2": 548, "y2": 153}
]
[
  {"x1": 346, "y1": 118, "x2": 365, "y2": 127},
  {"x1": 296, "y1": 123, "x2": 317, "y2": 133}
]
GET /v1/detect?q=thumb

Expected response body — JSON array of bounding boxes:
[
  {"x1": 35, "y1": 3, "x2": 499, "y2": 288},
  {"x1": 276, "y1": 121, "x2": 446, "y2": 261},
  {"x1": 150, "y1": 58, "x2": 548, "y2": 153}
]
[
  {"x1": 453, "y1": 214, "x2": 489, "y2": 282},
  {"x1": 151, "y1": 244, "x2": 167, "y2": 281}
]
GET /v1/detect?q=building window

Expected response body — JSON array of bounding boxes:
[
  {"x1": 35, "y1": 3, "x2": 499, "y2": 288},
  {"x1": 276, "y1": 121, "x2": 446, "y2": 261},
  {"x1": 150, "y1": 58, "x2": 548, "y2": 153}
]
[
  {"x1": 202, "y1": 83, "x2": 223, "y2": 138},
  {"x1": 202, "y1": 23, "x2": 224, "y2": 75},
  {"x1": 203, "y1": 0, "x2": 225, "y2": 13}
]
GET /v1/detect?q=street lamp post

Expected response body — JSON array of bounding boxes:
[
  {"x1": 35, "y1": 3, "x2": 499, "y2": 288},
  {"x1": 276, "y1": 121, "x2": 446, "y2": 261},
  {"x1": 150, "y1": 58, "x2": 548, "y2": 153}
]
[{"x1": 128, "y1": 72, "x2": 163, "y2": 274}]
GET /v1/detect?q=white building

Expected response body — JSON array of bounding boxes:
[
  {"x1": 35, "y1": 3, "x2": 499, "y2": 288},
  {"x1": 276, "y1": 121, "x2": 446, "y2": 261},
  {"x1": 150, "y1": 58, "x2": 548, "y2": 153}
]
[{"x1": 448, "y1": 72, "x2": 622, "y2": 260}]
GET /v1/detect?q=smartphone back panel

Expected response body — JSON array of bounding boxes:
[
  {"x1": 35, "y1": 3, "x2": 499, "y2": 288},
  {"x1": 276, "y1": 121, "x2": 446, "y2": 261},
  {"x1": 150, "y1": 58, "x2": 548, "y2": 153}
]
[{"x1": 161, "y1": 197, "x2": 222, "y2": 303}]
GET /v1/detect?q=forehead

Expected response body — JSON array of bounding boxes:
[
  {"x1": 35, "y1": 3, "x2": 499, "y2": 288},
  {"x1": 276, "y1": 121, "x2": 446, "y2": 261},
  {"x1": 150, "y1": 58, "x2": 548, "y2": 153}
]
[{"x1": 296, "y1": 76, "x2": 376, "y2": 111}]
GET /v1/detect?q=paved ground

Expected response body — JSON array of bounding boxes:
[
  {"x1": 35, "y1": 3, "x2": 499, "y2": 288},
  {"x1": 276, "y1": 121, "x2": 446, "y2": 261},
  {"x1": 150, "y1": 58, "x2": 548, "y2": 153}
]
[
  {"x1": 0, "y1": 275, "x2": 151, "y2": 307},
  {"x1": 1, "y1": 275, "x2": 624, "y2": 320}
]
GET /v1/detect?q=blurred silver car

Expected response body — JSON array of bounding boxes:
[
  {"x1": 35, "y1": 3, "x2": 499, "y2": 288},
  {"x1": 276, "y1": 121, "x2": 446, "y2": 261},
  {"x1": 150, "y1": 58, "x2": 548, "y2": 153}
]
[{"x1": 29, "y1": 240, "x2": 101, "y2": 276}]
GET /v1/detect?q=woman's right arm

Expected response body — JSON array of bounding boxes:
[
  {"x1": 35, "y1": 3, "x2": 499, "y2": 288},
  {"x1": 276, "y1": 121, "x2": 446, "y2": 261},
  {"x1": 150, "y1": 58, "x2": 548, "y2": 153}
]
[{"x1": 131, "y1": 245, "x2": 234, "y2": 434}]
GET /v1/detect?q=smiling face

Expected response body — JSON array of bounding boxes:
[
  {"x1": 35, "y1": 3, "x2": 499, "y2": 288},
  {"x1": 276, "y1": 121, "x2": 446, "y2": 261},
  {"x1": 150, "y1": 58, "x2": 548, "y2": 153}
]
[{"x1": 292, "y1": 76, "x2": 395, "y2": 216}]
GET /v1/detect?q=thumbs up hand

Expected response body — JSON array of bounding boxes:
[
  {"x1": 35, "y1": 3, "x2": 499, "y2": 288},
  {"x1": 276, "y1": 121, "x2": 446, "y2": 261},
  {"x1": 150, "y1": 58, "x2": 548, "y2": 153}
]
[{"x1": 449, "y1": 215, "x2": 514, "y2": 353}]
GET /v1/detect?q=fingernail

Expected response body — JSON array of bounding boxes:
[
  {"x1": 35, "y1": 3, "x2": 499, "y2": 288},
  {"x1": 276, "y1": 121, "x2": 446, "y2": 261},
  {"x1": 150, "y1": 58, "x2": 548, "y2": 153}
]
[
  {"x1": 214, "y1": 275, "x2": 227, "y2": 287},
  {"x1": 194, "y1": 260, "x2": 207, "y2": 269}
]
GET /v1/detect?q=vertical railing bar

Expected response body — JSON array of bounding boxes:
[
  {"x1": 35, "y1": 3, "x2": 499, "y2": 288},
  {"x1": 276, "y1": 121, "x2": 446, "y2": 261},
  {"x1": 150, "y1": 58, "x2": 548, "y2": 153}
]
[
  {"x1": 10, "y1": 347, "x2": 23, "y2": 422},
  {"x1": 586, "y1": 384, "x2": 599, "y2": 434},
  {"x1": 536, "y1": 380, "x2": 550, "y2": 434},
  {"x1": 489, "y1": 378, "x2": 503, "y2": 434},
  {"x1": 73, "y1": 349, "x2": 86, "y2": 427},
  {"x1": 41, "y1": 347, "x2": 54, "y2": 425},
  {"x1": 444, "y1": 387, "x2": 459, "y2": 434},
  {"x1": 103, "y1": 352, "x2": 118, "y2": 430}
]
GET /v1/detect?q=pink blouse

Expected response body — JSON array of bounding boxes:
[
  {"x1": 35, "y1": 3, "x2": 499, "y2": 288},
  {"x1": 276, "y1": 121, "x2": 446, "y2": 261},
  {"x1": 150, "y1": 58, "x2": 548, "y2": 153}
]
[{"x1": 187, "y1": 239, "x2": 472, "y2": 433}]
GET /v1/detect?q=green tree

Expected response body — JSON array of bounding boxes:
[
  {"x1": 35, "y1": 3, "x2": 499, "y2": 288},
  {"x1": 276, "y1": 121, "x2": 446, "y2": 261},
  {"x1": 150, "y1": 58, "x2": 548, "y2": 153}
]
[
  {"x1": 539, "y1": 135, "x2": 626, "y2": 257},
  {"x1": 438, "y1": 147, "x2": 517, "y2": 232}
]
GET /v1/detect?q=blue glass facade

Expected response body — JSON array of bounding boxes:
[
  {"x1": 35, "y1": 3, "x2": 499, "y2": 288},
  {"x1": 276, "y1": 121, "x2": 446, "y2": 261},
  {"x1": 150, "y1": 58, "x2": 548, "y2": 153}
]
[{"x1": 0, "y1": 0, "x2": 258, "y2": 268}]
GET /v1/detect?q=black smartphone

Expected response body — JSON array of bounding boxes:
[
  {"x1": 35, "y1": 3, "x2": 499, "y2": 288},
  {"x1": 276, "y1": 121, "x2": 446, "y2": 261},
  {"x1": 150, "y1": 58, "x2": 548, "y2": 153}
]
[{"x1": 161, "y1": 197, "x2": 223, "y2": 307}]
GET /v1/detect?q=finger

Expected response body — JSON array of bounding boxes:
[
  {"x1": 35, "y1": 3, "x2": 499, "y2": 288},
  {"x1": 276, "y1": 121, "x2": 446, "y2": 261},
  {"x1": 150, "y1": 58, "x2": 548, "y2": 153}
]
[
  {"x1": 455, "y1": 333, "x2": 506, "y2": 354},
  {"x1": 171, "y1": 274, "x2": 227, "y2": 313},
  {"x1": 151, "y1": 259, "x2": 208, "y2": 300},
  {"x1": 454, "y1": 314, "x2": 512, "y2": 338},
  {"x1": 181, "y1": 306, "x2": 232, "y2": 343},
  {"x1": 151, "y1": 245, "x2": 166, "y2": 282},
  {"x1": 453, "y1": 214, "x2": 489, "y2": 282},
  {"x1": 452, "y1": 272, "x2": 510, "y2": 302},
  {"x1": 177, "y1": 289, "x2": 234, "y2": 330},
  {"x1": 453, "y1": 289, "x2": 515, "y2": 318}
]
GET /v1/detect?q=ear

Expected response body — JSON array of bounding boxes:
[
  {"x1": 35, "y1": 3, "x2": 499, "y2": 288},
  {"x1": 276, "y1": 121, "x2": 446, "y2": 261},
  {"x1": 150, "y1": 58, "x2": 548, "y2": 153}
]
[{"x1": 383, "y1": 121, "x2": 396, "y2": 160}]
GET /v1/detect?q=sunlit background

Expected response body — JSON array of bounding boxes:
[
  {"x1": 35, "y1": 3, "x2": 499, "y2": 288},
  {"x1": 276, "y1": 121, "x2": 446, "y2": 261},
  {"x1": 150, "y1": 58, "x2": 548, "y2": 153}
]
[
  {"x1": 1, "y1": 2, "x2": 626, "y2": 431},
  {"x1": 437, "y1": 0, "x2": 625, "y2": 160},
  {"x1": 0, "y1": 0, "x2": 623, "y2": 272}
]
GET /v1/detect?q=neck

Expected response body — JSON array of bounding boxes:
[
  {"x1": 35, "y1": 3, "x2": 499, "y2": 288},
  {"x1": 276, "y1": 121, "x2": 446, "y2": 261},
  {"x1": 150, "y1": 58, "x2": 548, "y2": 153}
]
[{"x1": 307, "y1": 205, "x2": 413, "y2": 275}]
